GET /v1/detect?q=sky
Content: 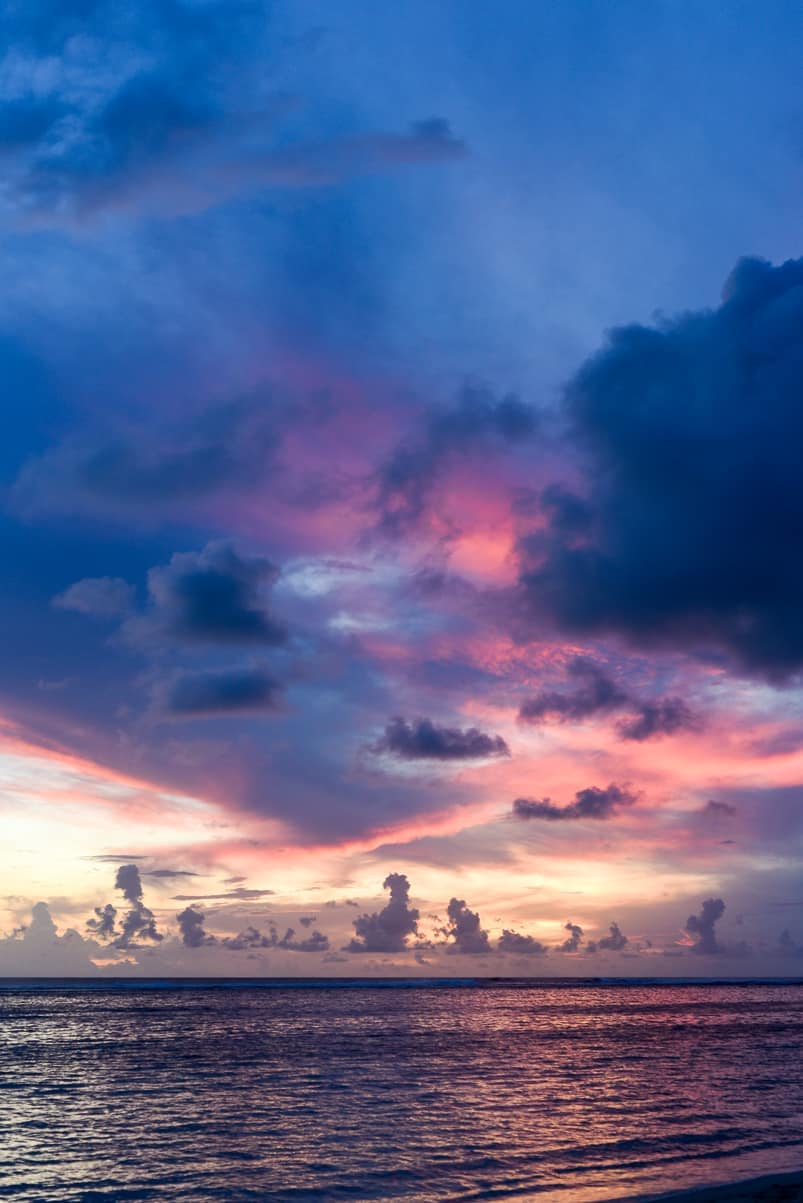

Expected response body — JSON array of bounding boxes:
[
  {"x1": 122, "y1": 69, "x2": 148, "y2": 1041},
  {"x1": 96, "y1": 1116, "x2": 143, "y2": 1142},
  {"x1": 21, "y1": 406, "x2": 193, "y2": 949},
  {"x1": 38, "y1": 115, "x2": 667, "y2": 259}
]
[{"x1": 2, "y1": 0, "x2": 803, "y2": 977}]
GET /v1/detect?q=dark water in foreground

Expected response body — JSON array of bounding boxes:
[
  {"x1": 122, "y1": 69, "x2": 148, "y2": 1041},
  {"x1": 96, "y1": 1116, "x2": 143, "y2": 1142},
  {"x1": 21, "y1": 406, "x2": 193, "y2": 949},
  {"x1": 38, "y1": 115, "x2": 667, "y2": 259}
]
[{"x1": 1, "y1": 981, "x2": 802, "y2": 1203}]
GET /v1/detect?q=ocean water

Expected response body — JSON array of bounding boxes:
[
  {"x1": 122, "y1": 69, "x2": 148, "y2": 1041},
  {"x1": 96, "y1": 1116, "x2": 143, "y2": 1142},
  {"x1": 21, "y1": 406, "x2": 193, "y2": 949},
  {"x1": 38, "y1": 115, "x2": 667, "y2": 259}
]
[{"x1": 1, "y1": 980, "x2": 802, "y2": 1202}]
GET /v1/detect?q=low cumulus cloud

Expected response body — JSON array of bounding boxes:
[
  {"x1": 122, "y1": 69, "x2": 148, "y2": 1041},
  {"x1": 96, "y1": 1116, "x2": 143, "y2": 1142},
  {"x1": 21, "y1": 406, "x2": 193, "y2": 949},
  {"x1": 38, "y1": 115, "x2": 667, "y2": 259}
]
[
  {"x1": 497, "y1": 929, "x2": 548, "y2": 956},
  {"x1": 377, "y1": 385, "x2": 537, "y2": 535},
  {"x1": 513, "y1": 784, "x2": 638, "y2": 822},
  {"x1": 685, "y1": 898, "x2": 726, "y2": 955},
  {"x1": 519, "y1": 657, "x2": 698, "y2": 742},
  {"x1": 442, "y1": 897, "x2": 491, "y2": 955},
  {"x1": 518, "y1": 256, "x2": 803, "y2": 679},
  {"x1": 88, "y1": 863, "x2": 163, "y2": 949},
  {"x1": 373, "y1": 717, "x2": 510, "y2": 761},
  {"x1": 347, "y1": 873, "x2": 420, "y2": 953},
  {"x1": 587, "y1": 922, "x2": 628, "y2": 954},
  {"x1": 558, "y1": 922, "x2": 584, "y2": 953}
]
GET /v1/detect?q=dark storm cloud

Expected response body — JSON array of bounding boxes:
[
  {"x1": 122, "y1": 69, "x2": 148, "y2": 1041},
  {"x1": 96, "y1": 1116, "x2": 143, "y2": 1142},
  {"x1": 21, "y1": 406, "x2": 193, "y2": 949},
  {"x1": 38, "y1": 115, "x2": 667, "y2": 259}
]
[
  {"x1": 701, "y1": 800, "x2": 737, "y2": 819},
  {"x1": 346, "y1": 873, "x2": 420, "y2": 953},
  {"x1": 443, "y1": 897, "x2": 491, "y2": 955},
  {"x1": 164, "y1": 667, "x2": 281, "y2": 716},
  {"x1": 519, "y1": 256, "x2": 803, "y2": 678},
  {"x1": 497, "y1": 929, "x2": 548, "y2": 956},
  {"x1": 518, "y1": 657, "x2": 698, "y2": 742},
  {"x1": 558, "y1": 922, "x2": 583, "y2": 953},
  {"x1": 685, "y1": 898, "x2": 726, "y2": 955},
  {"x1": 377, "y1": 386, "x2": 537, "y2": 535},
  {"x1": 587, "y1": 922, "x2": 628, "y2": 955},
  {"x1": 372, "y1": 717, "x2": 510, "y2": 761},
  {"x1": 513, "y1": 784, "x2": 638, "y2": 822},
  {"x1": 145, "y1": 542, "x2": 285, "y2": 645},
  {"x1": 177, "y1": 905, "x2": 216, "y2": 948}
]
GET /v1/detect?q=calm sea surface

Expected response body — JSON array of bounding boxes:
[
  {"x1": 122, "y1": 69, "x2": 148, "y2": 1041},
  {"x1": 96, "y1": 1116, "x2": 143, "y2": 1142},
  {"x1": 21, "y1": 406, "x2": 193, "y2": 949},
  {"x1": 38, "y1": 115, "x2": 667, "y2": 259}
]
[{"x1": 1, "y1": 980, "x2": 802, "y2": 1202}]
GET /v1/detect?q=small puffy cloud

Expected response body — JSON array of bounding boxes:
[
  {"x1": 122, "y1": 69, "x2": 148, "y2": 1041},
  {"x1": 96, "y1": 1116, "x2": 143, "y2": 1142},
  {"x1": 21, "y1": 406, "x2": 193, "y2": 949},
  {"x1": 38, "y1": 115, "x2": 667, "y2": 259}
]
[
  {"x1": 373, "y1": 717, "x2": 509, "y2": 761},
  {"x1": 52, "y1": 576, "x2": 134, "y2": 619},
  {"x1": 164, "y1": 667, "x2": 280, "y2": 716},
  {"x1": 346, "y1": 873, "x2": 420, "y2": 953},
  {"x1": 513, "y1": 784, "x2": 638, "y2": 822},
  {"x1": 443, "y1": 897, "x2": 490, "y2": 955},
  {"x1": 144, "y1": 542, "x2": 285, "y2": 645}
]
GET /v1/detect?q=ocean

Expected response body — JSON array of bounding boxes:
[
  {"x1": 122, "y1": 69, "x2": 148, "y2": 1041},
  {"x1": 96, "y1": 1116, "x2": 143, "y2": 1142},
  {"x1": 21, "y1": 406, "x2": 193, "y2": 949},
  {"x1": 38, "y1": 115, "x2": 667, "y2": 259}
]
[{"x1": 1, "y1": 980, "x2": 802, "y2": 1202}]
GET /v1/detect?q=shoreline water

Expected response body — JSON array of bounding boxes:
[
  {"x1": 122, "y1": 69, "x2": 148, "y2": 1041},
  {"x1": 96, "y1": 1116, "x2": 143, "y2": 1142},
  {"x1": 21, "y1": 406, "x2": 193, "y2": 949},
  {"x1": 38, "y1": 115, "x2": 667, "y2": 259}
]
[{"x1": 629, "y1": 1169, "x2": 803, "y2": 1202}]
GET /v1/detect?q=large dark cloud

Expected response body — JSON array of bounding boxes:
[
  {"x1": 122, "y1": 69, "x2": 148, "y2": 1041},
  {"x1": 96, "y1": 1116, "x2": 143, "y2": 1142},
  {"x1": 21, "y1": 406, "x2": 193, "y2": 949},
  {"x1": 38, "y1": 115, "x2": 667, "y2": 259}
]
[
  {"x1": 513, "y1": 783, "x2": 638, "y2": 822},
  {"x1": 443, "y1": 897, "x2": 491, "y2": 955},
  {"x1": 518, "y1": 656, "x2": 698, "y2": 742},
  {"x1": 165, "y1": 667, "x2": 280, "y2": 716},
  {"x1": 519, "y1": 257, "x2": 803, "y2": 678},
  {"x1": 377, "y1": 386, "x2": 537, "y2": 535},
  {"x1": 685, "y1": 898, "x2": 725, "y2": 955},
  {"x1": 346, "y1": 873, "x2": 419, "y2": 953},
  {"x1": 373, "y1": 717, "x2": 510, "y2": 761}
]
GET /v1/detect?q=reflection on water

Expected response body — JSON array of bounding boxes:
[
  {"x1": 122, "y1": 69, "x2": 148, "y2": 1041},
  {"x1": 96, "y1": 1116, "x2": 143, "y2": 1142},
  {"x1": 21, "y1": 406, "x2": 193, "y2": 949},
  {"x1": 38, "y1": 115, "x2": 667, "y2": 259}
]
[{"x1": 0, "y1": 982, "x2": 802, "y2": 1201}]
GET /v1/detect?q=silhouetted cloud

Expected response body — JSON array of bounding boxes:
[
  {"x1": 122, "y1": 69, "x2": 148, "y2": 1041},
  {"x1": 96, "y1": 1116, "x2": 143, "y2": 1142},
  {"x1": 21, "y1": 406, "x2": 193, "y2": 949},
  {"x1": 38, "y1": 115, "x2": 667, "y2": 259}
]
[
  {"x1": 616, "y1": 698, "x2": 698, "y2": 741},
  {"x1": 443, "y1": 897, "x2": 491, "y2": 954},
  {"x1": 177, "y1": 905, "x2": 216, "y2": 948},
  {"x1": 685, "y1": 898, "x2": 726, "y2": 955},
  {"x1": 145, "y1": 542, "x2": 285, "y2": 644},
  {"x1": 164, "y1": 667, "x2": 280, "y2": 716},
  {"x1": 778, "y1": 929, "x2": 803, "y2": 957},
  {"x1": 587, "y1": 922, "x2": 628, "y2": 954},
  {"x1": 222, "y1": 923, "x2": 329, "y2": 953},
  {"x1": 513, "y1": 784, "x2": 638, "y2": 822},
  {"x1": 497, "y1": 929, "x2": 548, "y2": 956},
  {"x1": 373, "y1": 717, "x2": 509, "y2": 761},
  {"x1": 86, "y1": 864, "x2": 162, "y2": 949},
  {"x1": 558, "y1": 922, "x2": 583, "y2": 953},
  {"x1": 171, "y1": 888, "x2": 274, "y2": 902},
  {"x1": 518, "y1": 256, "x2": 803, "y2": 678},
  {"x1": 346, "y1": 873, "x2": 419, "y2": 953},
  {"x1": 518, "y1": 657, "x2": 698, "y2": 742},
  {"x1": 519, "y1": 657, "x2": 628, "y2": 723},
  {"x1": 86, "y1": 903, "x2": 117, "y2": 939},
  {"x1": 377, "y1": 386, "x2": 537, "y2": 535}
]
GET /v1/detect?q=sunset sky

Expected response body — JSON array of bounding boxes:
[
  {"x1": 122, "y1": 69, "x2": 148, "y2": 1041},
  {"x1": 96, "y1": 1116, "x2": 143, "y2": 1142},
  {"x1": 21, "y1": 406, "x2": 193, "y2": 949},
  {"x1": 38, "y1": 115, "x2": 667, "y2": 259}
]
[{"x1": 2, "y1": 0, "x2": 803, "y2": 976}]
